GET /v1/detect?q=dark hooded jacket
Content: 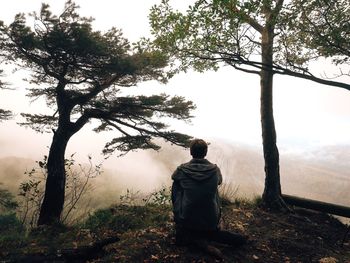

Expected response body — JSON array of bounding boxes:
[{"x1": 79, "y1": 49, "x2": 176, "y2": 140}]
[{"x1": 171, "y1": 158, "x2": 222, "y2": 231}]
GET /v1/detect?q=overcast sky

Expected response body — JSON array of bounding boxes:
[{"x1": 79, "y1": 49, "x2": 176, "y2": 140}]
[{"x1": 0, "y1": 0, "x2": 349, "y2": 166}]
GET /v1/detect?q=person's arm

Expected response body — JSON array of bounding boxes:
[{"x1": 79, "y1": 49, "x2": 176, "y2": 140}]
[
  {"x1": 171, "y1": 168, "x2": 180, "y2": 205},
  {"x1": 216, "y1": 166, "x2": 223, "y2": 185},
  {"x1": 171, "y1": 180, "x2": 180, "y2": 205}
]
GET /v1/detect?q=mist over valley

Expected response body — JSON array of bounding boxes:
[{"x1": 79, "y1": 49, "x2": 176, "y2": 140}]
[{"x1": 1, "y1": 140, "x2": 349, "y2": 214}]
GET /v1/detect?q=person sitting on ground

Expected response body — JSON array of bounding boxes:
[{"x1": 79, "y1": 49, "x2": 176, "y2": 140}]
[{"x1": 171, "y1": 139, "x2": 247, "y2": 256}]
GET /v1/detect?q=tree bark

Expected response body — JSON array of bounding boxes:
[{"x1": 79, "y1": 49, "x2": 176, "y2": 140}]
[
  {"x1": 283, "y1": 194, "x2": 350, "y2": 218},
  {"x1": 37, "y1": 128, "x2": 71, "y2": 225},
  {"x1": 6, "y1": 236, "x2": 120, "y2": 262},
  {"x1": 260, "y1": 25, "x2": 287, "y2": 210}
]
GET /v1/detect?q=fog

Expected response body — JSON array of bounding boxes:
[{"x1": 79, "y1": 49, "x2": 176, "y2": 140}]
[{"x1": 1, "y1": 140, "x2": 349, "y2": 216}]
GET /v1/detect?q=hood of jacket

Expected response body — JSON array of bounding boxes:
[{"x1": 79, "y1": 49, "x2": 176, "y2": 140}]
[{"x1": 174, "y1": 158, "x2": 218, "y2": 181}]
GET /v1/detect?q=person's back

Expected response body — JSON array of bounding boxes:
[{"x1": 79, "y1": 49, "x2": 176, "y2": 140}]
[
  {"x1": 172, "y1": 157, "x2": 222, "y2": 231},
  {"x1": 171, "y1": 139, "x2": 247, "y2": 257}
]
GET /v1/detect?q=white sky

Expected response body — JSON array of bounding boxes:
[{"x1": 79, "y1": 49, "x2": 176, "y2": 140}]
[{"x1": 0, "y1": 0, "x2": 349, "y2": 166}]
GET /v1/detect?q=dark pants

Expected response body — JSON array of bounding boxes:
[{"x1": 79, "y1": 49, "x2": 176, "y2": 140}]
[{"x1": 175, "y1": 224, "x2": 247, "y2": 247}]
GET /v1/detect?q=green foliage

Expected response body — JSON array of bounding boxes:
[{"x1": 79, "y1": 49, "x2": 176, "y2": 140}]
[
  {"x1": 119, "y1": 189, "x2": 143, "y2": 206},
  {"x1": 118, "y1": 187, "x2": 171, "y2": 206},
  {"x1": 232, "y1": 195, "x2": 262, "y2": 208},
  {"x1": 277, "y1": 0, "x2": 350, "y2": 83},
  {"x1": 144, "y1": 187, "x2": 171, "y2": 206},
  {"x1": 149, "y1": 0, "x2": 265, "y2": 74},
  {"x1": 0, "y1": 109, "x2": 12, "y2": 121},
  {"x1": 0, "y1": 184, "x2": 18, "y2": 212},
  {"x1": 150, "y1": 0, "x2": 350, "y2": 89},
  {"x1": 285, "y1": 0, "x2": 350, "y2": 66},
  {"x1": 17, "y1": 154, "x2": 100, "y2": 227},
  {"x1": 83, "y1": 209, "x2": 114, "y2": 230},
  {"x1": 0, "y1": 213, "x2": 26, "y2": 247},
  {"x1": 253, "y1": 195, "x2": 263, "y2": 206},
  {"x1": 0, "y1": 69, "x2": 13, "y2": 121},
  {"x1": 84, "y1": 205, "x2": 171, "y2": 234},
  {"x1": 0, "y1": 213, "x2": 23, "y2": 232}
]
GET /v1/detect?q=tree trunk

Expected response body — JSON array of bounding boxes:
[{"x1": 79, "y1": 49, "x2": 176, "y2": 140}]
[
  {"x1": 6, "y1": 236, "x2": 120, "y2": 262},
  {"x1": 282, "y1": 194, "x2": 350, "y2": 218},
  {"x1": 37, "y1": 128, "x2": 71, "y2": 225},
  {"x1": 260, "y1": 26, "x2": 287, "y2": 210}
]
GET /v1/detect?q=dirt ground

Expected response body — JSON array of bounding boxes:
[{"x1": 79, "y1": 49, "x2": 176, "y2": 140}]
[
  {"x1": 1, "y1": 203, "x2": 349, "y2": 262},
  {"x1": 99, "y1": 204, "x2": 350, "y2": 263}
]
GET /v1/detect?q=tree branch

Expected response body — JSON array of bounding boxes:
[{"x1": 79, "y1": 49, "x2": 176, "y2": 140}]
[
  {"x1": 70, "y1": 74, "x2": 121, "y2": 106},
  {"x1": 272, "y1": 0, "x2": 284, "y2": 18},
  {"x1": 233, "y1": 6, "x2": 263, "y2": 33},
  {"x1": 275, "y1": 67, "x2": 350, "y2": 91}
]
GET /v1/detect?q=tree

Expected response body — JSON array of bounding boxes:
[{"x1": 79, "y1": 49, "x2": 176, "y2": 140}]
[
  {"x1": 149, "y1": 0, "x2": 350, "y2": 210},
  {"x1": 0, "y1": 1, "x2": 195, "y2": 225},
  {"x1": 150, "y1": 0, "x2": 288, "y2": 209}
]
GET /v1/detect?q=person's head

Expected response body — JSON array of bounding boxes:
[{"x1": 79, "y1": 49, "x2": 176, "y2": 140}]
[{"x1": 190, "y1": 139, "x2": 208, "y2": 159}]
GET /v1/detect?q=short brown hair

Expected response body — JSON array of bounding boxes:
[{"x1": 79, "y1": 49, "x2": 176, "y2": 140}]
[{"x1": 190, "y1": 139, "x2": 208, "y2": 158}]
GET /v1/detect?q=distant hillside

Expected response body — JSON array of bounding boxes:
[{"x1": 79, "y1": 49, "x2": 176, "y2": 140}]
[
  {"x1": 0, "y1": 157, "x2": 35, "y2": 193},
  {"x1": 148, "y1": 142, "x2": 350, "y2": 207},
  {"x1": 0, "y1": 142, "x2": 349, "y2": 211}
]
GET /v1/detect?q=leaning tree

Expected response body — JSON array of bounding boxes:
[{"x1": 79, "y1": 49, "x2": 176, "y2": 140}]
[
  {"x1": 149, "y1": 0, "x2": 350, "y2": 210},
  {"x1": 0, "y1": 1, "x2": 195, "y2": 225}
]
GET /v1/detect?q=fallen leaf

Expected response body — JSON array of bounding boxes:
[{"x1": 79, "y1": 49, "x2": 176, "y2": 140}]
[
  {"x1": 319, "y1": 257, "x2": 338, "y2": 263},
  {"x1": 245, "y1": 212, "x2": 253, "y2": 218}
]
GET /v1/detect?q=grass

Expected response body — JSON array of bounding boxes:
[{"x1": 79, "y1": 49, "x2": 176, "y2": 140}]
[
  {"x1": 0, "y1": 213, "x2": 26, "y2": 249},
  {"x1": 231, "y1": 195, "x2": 263, "y2": 208},
  {"x1": 0, "y1": 204, "x2": 172, "y2": 261},
  {"x1": 84, "y1": 204, "x2": 171, "y2": 235},
  {"x1": 1, "y1": 197, "x2": 350, "y2": 263},
  {"x1": 0, "y1": 194, "x2": 262, "y2": 257}
]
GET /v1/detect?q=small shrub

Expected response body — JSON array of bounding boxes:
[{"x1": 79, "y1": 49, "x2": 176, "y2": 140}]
[
  {"x1": 119, "y1": 189, "x2": 143, "y2": 206},
  {"x1": 232, "y1": 195, "x2": 262, "y2": 208},
  {"x1": 232, "y1": 197, "x2": 250, "y2": 207},
  {"x1": 144, "y1": 187, "x2": 171, "y2": 206},
  {"x1": 84, "y1": 209, "x2": 114, "y2": 230},
  {"x1": 84, "y1": 207, "x2": 141, "y2": 232},
  {"x1": 84, "y1": 205, "x2": 171, "y2": 234},
  {"x1": 252, "y1": 195, "x2": 263, "y2": 206},
  {"x1": 85, "y1": 206, "x2": 148, "y2": 232},
  {"x1": 0, "y1": 213, "x2": 26, "y2": 247},
  {"x1": 0, "y1": 213, "x2": 23, "y2": 232},
  {"x1": 111, "y1": 211, "x2": 145, "y2": 230},
  {"x1": 17, "y1": 155, "x2": 101, "y2": 228},
  {"x1": 0, "y1": 184, "x2": 18, "y2": 213},
  {"x1": 219, "y1": 182, "x2": 239, "y2": 206}
]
